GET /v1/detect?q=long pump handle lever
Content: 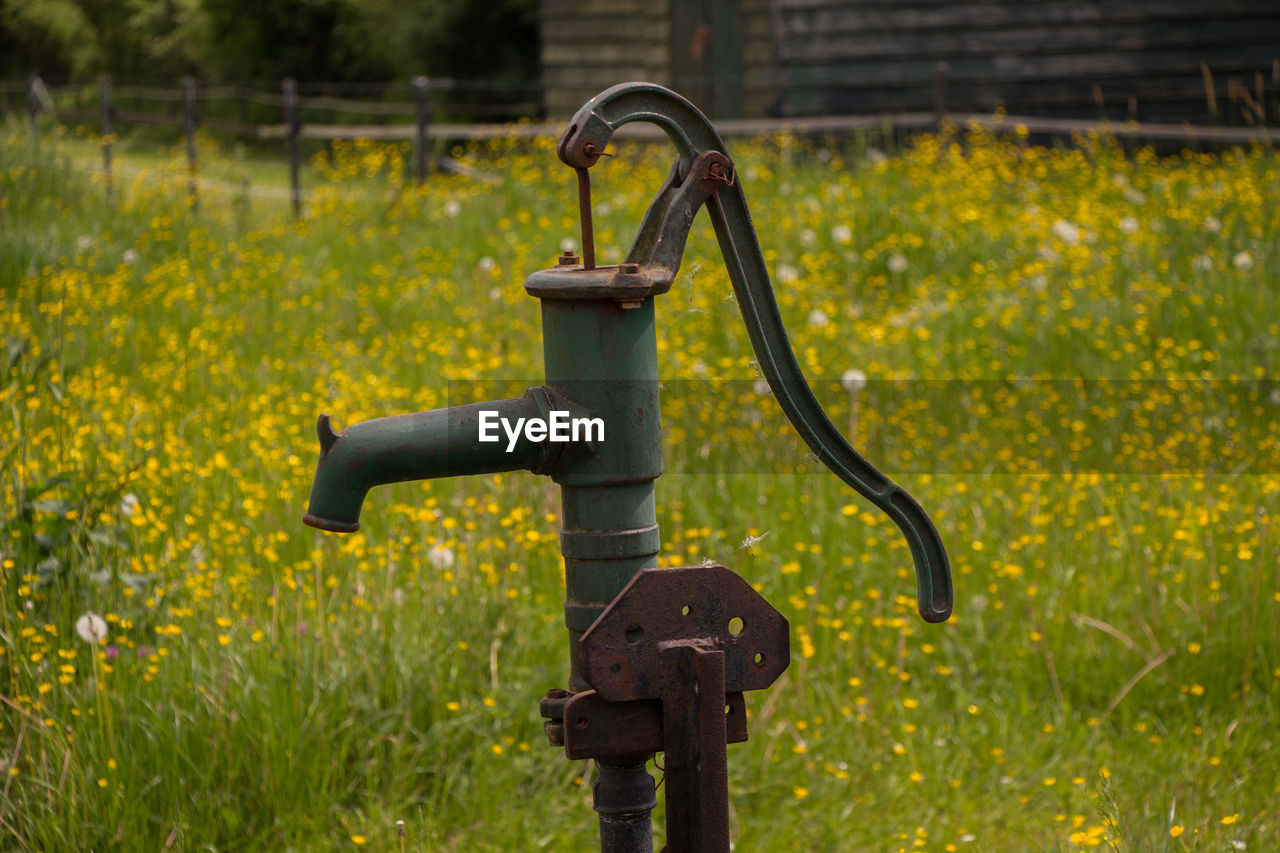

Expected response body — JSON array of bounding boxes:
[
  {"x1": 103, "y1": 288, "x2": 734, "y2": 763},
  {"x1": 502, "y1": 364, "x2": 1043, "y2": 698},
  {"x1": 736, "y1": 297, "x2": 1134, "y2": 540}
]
[{"x1": 560, "y1": 83, "x2": 952, "y2": 623}]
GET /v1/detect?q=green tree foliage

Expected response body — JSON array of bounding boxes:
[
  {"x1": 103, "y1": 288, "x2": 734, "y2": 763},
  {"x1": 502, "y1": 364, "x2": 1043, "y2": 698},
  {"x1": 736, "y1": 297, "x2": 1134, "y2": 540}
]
[
  {"x1": 400, "y1": 0, "x2": 540, "y2": 83},
  {"x1": 0, "y1": 0, "x2": 538, "y2": 85},
  {"x1": 201, "y1": 0, "x2": 397, "y2": 83}
]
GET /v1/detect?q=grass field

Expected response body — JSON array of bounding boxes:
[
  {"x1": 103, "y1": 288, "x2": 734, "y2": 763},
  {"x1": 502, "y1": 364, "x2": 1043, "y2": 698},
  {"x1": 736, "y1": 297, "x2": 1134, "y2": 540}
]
[{"x1": 2, "y1": 119, "x2": 1278, "y2": 851}]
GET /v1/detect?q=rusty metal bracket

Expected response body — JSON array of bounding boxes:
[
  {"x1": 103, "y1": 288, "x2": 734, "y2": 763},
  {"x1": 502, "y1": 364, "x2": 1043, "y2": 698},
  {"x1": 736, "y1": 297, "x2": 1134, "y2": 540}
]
[
  {"x1": 578, "y1": 564, "x2": 789, "y2": 853},
  {"x1": 579, "y1": 564, "x2": 789, "y2": 701}
]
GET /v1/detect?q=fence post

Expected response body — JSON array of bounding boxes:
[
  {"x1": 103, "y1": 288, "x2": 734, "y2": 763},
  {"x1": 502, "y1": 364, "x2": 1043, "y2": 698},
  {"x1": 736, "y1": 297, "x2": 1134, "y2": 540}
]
[
  {"x1": 413, "y1": 76, "x2": 432, "y2": 185},
  {"x1": 28, "y1": 73, "x2": 40, "y2": 154},
  {"x1": 183, "y1": 75, "x2": 199, "y2": 212},
  {"x1": 100, "y1": 73, "x2": 114, "y2": 202},
  {"x1": 933, "y1": 61, "x2": 948, "y2": 123},
  {"x1": 284, "y1": 77, "x2": 301, "y2": 218}
]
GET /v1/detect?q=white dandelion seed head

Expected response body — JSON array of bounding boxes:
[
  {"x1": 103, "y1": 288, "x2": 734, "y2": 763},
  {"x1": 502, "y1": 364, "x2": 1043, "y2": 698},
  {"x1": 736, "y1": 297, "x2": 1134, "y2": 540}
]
[
  {"x1": 841, "y1": 369, "x2": 867, "y2": 393},
  {"x1": 75, "y1": 612, "x2": 108, "y2": 644},
  {"x1": 120, "y1": 493, "x2": 140, "y2": 517},
  {"x1": 559, "y1": 237, "x2": 576, "y2": 254},
  {"x1": 1051, "y1": 219, "x2": 1080, "y2": 246},
  {"x1": 807, "y1": 309, "x2": 830, "y2": 328},
  {"x1": 753, "y1": 378, "x2": 772, "y2": 397},
  {"x1": 1203, "y1": 216, "x2": 1221, "y2": 233},
  {"x1": 740, "y1": 531, "x2": 770, "y2": 549},
  {"x1": 831, "y1": 224, "x2": 853, "y2": 245},
  {"x1": 477, "y1": 256, "x2": 495, "y2": 271},
  {"x1": 799, "y1": 228, "x2": 817, "y2": 246},
  {"x1": 443, "y1": 199, "x2": 462, "y2": 218},
  {"x1": 1232, "y1": 251, "x2": 1253, "y2": 270},
  {"x1": 122, "y1": 249, "x2": 140, "y2": 265},
  {"x1": 76, "y1": 235, "x2": 93, "y2": 252},
  {"x1": 428, "y1": 544, "x2": 455, "y2": 571},
  {"x1": 887, "y1": 253, "x2": 908, "y2": 274},
  {"x1": 776, "y1": 264, "x2": 799, "y2": 285},
  {"x1": 1118, "y1": 217, "x2": 1139, "y2": 235}
]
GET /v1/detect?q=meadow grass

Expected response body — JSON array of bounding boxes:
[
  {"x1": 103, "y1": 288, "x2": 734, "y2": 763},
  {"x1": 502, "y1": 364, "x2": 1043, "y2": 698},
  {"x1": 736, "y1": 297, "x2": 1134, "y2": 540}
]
[{"x1": 2, "y1": 119, "x2": 1278, "y2": 851}]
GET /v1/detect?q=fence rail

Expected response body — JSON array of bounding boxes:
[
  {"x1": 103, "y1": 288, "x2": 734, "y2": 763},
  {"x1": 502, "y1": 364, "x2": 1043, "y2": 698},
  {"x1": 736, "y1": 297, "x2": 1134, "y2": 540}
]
[{"x1": 7, "y1": 73, "x2": 1274, "y2": 219}]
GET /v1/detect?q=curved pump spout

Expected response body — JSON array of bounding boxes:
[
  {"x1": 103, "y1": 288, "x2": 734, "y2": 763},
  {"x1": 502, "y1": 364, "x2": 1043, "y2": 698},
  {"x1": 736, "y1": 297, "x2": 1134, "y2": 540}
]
[{"x1": 303, "y1": 387, "x2": 559, "y2": 533}]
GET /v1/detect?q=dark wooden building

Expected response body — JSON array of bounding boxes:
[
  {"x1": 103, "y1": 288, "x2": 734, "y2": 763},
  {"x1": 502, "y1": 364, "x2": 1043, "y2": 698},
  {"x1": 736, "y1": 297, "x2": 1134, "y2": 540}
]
[{"x1": 540, "y1": 0, "x2": 1280, "y2": 125}]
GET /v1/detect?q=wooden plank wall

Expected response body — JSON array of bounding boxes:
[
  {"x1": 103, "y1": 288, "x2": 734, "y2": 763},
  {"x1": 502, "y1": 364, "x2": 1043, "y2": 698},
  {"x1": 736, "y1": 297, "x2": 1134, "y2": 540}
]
[
  {"x1": 540, "y1": 0, "x2": 672, "y2": 120},
  {"x1": 776, "y1": 0, "x2": 1280, "y2": 123},
  {"x1": 741, "y1": 0, "x2": 778, "y2": 117},
  {"x1": 540, "y1": 0, "x2": 778, "y2": 120}
]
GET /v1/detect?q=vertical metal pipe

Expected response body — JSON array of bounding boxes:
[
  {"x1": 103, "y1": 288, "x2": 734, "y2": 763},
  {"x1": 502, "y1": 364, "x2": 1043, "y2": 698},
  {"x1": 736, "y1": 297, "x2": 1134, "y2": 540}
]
[
  {"x1": 594, "y1": 758, "x2": 657, "y2": 853},
  {"x1": 100, "y1": 74, "x2": 113, "y2": 202},
  {"x1": 183, "y1": 75, "x2": 198, "y2": 212},
  {"x1": 28, "y1": 73, "x2": 40, "y2": 154},
  {"x1": 283, "y1": 77, "x2": 301, "y2": 218},
  {"x1": 413, "y1": 76, "x2": 431, "y2": 186},
  {"x1": 576, "y1": 167, "x2": 596, "y2": 269}
]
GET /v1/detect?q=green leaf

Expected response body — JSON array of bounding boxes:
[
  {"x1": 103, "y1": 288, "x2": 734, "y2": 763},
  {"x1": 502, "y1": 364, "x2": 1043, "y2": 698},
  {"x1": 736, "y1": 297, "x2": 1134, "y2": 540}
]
[{"x1": 5, "y1": 336, "x2": 27, "y2": 372}]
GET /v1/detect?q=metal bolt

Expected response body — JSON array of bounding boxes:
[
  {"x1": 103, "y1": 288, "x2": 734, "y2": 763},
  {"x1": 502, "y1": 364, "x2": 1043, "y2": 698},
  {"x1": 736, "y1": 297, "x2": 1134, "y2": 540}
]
[
  {"x1": 558, "y1": 250, "x2": 578, "y2": 266},
  {"x1": 619, "y1": 263, "x2": 640, "y2": 275},
  {"x1": 540, "y1": 688, "x2": 571, "y2": 746}
]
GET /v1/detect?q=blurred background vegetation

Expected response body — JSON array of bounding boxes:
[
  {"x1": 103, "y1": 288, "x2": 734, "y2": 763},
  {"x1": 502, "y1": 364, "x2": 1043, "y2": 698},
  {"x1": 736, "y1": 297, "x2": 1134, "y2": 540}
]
[{"x1": 0, "y1": 0, "x2": 539, "y2": 86}]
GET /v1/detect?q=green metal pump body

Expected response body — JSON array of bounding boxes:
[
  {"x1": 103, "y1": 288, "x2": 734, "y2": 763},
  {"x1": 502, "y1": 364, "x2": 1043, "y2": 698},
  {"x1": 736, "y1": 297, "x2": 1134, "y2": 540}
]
[{"x1": 303, "y1": 81, "x2": 952, "y2": 691}]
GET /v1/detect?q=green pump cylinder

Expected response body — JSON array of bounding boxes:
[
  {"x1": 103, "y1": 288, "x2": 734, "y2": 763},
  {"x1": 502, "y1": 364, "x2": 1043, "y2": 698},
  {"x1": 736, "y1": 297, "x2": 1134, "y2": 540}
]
[{"x1": 538, "y1": 296, "x2": 663, "y2": 691}]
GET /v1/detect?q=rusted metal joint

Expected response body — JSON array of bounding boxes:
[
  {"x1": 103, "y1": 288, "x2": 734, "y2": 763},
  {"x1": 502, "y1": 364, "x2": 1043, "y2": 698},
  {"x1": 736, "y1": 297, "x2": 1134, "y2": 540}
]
[
  {"x1": 570, "y1": 564, "x2": 789, "y2": 853},
  {"x1": 540, "y1": 688, "x2": 572, "y2": 747}
]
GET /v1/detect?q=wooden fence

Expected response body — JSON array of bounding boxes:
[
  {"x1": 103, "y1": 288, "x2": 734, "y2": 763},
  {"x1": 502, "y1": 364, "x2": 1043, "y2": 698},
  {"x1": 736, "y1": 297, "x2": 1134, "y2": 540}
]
[{"x1": 5, "y1": 73, "x2": 1274, "y2": 218}]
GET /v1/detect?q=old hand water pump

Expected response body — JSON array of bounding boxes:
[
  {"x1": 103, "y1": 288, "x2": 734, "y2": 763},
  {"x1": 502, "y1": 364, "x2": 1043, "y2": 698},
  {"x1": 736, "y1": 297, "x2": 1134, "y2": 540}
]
[{"x1": 303, "y1": 83, "x2": 952, "y2": 852}]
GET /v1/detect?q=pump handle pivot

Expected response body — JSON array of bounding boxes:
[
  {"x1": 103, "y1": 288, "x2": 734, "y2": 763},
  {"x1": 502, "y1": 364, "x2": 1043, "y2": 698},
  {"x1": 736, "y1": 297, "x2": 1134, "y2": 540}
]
[{"x1": 560, "y1": 83, "x2": 952, "y2": 622}]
